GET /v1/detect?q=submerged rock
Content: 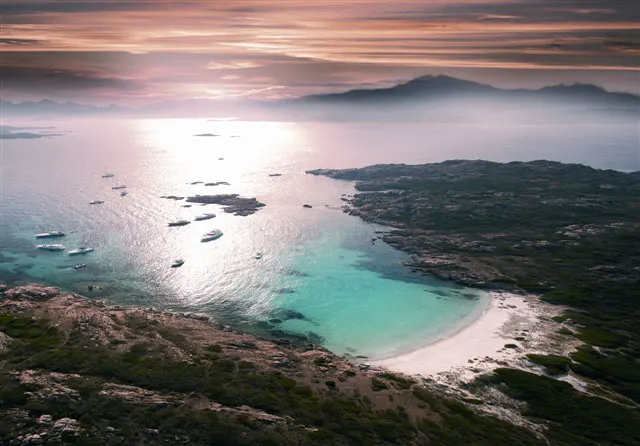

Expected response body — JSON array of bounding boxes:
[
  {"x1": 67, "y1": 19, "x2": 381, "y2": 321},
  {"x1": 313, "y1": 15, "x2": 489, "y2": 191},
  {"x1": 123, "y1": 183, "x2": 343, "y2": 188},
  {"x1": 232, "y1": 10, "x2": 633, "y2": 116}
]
[{"x1": 275, "y1": 309, "x2": 307, "y2": 321}]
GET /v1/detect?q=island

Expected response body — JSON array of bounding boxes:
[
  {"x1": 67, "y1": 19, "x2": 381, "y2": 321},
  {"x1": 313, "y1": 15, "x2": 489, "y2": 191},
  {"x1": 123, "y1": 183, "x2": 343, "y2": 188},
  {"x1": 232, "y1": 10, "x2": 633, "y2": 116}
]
[{"x1": 186, "y1": 194, "x2": 265, "y2": 216}]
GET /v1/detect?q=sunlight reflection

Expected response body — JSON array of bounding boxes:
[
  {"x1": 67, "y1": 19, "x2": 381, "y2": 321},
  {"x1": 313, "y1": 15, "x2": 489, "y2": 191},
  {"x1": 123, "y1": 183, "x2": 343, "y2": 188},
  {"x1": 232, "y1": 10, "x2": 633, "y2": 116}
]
[{"x1": 133, "y1": 118, "x2": 310, "y2": 311}]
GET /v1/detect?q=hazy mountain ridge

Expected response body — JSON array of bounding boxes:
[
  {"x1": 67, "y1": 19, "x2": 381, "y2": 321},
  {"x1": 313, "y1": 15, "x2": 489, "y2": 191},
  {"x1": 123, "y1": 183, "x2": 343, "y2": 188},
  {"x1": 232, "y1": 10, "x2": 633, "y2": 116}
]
[
  {"x1": 2, "y1": 75, "x2": 638, "y2": 120},
  {"x1": 294, "y1": 75, "x2": 639, "y2": 106}
]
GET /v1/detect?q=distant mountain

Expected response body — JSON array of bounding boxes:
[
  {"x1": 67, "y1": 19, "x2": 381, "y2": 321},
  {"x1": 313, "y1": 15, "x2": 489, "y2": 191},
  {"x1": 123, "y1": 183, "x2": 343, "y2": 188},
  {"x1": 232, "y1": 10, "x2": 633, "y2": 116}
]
[
  {"x1": 297, "y1": 75, "x2": 497, "y2": 104},
  {"x1": 294, "y1": 75, "x2": 640, "y2": 108},
  {"x1": 2, "y1": 75, "x2": 638, "y2": 121},
  {"x1": 0, "y1": 99, "x2": 130, "y2": 116}
]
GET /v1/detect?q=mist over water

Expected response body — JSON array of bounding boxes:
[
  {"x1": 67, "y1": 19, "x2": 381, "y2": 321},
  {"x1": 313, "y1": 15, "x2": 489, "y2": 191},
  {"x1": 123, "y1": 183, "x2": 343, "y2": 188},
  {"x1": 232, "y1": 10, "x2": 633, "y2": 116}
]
[{"x1": 1, "y1": 117, "x2": 637, "y2": 357}]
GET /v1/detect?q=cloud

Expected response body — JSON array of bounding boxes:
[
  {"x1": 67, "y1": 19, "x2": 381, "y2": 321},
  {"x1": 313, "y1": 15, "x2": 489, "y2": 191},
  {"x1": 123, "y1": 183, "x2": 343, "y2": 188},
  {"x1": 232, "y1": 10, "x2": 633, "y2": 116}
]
[
  {"x1": 1, "y1": 0, "x2": 639, "y2": 102},
  {"x1": 0, "y1": 38, "x2": 45, "y2": 46},
  {"x1": 1, "y1": 66, "x2": 143, "y2": 92},
  {"x1": 206, "y1": 60, "x2": 264, "y2": 70}
]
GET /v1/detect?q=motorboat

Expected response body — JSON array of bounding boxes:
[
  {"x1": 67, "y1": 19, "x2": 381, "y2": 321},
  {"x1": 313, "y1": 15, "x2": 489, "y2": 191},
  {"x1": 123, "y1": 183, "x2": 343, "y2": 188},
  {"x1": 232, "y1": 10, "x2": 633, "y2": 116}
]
[
  {"x1": 120, "y1": 190, "x2": 128, "y2": 196},
  {"x1": 35, "y1": 231, "x2": 65, "y2": 238},
  {"x1": 168, "y1": 220, "x2": 190, "y2": 227},
  {"x1": 171, "y1": 259, "x2": 185, "y2": 268},
  {"x1": 89, "y1": 200, "x2": 105, "y2": 205},
  {"x1": 72, "y1": 263, "x2": 87, "y2": 270},
  {"x1": 255, "y1": 252, "x2": 263, "y2": 260},
  {"x1": 201, "y1": 229, "x2": 223, "y2": 242},
  {"x1": 112, "y1": 182, "x2": 126, "y2": 190},
  {"x1": 68, "y1": 247, "x2": 94, "y2": 256},
  {"x1": 36, "y1": 244, "x2": 65, "y2": 251},
  {"x1": 194, "y1": 213, "x2": 216, "y2": 221}
]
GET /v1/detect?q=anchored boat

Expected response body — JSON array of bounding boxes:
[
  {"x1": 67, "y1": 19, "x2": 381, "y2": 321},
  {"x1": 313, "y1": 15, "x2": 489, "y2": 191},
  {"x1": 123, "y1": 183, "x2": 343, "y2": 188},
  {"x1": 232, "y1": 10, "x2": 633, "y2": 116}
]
[
  {"x1": 201, "y1": 229, "x2": 223, "y2": 242},
  {"x1": 171, "y1": 259, "x2": 185, "y2": 268},
  {"x1": 36, "y1": 244, "x2": 65, "y2": 251},
  {"x1": 35, "y1": 231, "x2": 65, "y2": 238},
  {"x1": 194, "y1": 213, "x2": 216, "y2": 221},
  {"x1": 68, "y1": 247, "x2": 94, "y2": 256}
]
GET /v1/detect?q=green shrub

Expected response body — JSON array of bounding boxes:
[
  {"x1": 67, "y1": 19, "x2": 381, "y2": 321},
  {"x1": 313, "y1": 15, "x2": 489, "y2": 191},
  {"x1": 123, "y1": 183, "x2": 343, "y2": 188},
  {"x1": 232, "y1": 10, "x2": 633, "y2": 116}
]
[{"x1": 369, "y1": 379, "x2": 387, "y2": 392}]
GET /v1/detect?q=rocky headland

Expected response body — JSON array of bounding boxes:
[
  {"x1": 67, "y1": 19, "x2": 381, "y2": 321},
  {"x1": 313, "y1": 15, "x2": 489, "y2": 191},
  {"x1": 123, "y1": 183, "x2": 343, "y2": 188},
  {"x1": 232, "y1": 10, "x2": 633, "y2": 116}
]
[{"x1": 308, "y1": 160, "x2": 640, "y2": 291}]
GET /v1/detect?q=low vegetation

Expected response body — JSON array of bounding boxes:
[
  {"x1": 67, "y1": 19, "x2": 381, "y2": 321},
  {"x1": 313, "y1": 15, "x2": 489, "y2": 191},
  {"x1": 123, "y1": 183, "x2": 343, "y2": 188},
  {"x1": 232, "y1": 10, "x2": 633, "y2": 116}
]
[{"x1": 0, "y1": 303, "x2": 542, "y2": 445}]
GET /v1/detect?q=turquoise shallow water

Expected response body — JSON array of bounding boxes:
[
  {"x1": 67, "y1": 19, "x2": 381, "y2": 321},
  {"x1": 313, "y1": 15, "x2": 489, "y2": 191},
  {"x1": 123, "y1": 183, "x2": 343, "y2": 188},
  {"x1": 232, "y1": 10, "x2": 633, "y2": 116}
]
[{"x1": 1, "y1": 118, "x2": 636, "y2": 358}]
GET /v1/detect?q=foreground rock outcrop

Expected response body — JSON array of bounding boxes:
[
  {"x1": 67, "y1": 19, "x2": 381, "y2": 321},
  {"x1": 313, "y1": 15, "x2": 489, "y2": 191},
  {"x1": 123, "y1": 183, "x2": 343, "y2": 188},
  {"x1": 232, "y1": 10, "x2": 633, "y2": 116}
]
[{"x1": 0, "y1": 284, "x2": 546, "y2": 445}]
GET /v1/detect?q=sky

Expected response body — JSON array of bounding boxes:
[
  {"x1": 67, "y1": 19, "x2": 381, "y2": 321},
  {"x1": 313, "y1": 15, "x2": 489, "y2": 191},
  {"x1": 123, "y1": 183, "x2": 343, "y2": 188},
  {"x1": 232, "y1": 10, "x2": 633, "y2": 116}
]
[{"x1": 1, "y1": 0, "x2": 639, "y2": 104}]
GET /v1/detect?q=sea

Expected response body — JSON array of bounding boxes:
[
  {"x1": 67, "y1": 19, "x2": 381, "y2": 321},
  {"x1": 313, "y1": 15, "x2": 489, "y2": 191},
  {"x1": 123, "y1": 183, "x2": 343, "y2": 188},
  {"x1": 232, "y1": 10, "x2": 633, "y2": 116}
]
[{"x1": 1, "y1": 118, "x2": 637, "y2": 359}]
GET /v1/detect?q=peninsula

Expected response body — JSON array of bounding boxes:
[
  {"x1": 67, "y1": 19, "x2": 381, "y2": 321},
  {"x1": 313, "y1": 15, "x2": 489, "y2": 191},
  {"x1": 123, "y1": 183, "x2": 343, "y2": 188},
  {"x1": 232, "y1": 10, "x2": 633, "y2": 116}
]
[{"x1": 308, "y1": 160, "x2": 640, "y2": 444}]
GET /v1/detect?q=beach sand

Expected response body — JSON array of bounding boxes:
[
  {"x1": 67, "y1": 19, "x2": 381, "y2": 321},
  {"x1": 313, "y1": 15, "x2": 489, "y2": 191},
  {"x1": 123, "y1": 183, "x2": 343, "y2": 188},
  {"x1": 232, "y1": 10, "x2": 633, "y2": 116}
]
[{"x1": 373, "y1": 292, "x2": 573, "y2": 379}]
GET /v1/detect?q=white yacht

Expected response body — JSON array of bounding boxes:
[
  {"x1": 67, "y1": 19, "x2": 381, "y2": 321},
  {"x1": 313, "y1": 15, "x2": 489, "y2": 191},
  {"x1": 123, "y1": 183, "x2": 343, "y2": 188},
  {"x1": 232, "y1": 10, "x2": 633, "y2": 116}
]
[
  {"x1": 68, "y1": 247, "x2": 94, "y2": 256},
  {"x1": 168, "y1": 220, "x2": 190, "y2": 227},
  {"x1": 194, "y1": 213, "x2": 216, "y2": 221},
  {"x1": 171, "y1": 259, "x2": 185, "y2": 268},
  {"x1": 201, "y1": 229, "x2": 223, "y2": 242},
  {"x1": 35, "y1": 231, "x2": 65, "y2": 238},
  {"x1": 89, "y1": 200, "x2": 105, "y2": 205},
  {"x1": 36, "y1": 244, "x2": 65, "y2": 251}
]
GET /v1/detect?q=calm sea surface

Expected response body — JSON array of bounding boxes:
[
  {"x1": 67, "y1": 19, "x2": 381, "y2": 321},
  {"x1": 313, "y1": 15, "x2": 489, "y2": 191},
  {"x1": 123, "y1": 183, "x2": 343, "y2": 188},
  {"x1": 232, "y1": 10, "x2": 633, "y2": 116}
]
[{"x1": 1, "y1": 118, "x2": 637, "y2": 358}]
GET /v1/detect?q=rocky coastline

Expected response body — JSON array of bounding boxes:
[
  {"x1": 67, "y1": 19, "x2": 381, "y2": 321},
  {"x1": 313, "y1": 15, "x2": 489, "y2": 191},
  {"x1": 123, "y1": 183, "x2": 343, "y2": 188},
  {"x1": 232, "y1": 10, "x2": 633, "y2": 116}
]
[{"x1": 307, "y1": 160, "x2": 640, "y2": 293}]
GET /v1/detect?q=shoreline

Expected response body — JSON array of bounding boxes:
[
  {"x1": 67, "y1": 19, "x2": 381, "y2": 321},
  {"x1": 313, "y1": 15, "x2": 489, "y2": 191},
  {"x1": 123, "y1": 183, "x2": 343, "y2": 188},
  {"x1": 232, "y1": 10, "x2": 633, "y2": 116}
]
[{"x1": 372, "y1": 291, "x2": 576, "y2": 380}]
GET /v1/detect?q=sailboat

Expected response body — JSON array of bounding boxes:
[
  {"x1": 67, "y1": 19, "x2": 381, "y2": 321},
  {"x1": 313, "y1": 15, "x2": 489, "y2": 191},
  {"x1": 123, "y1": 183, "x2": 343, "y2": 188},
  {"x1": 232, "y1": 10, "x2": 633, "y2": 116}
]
[{"x1": 102, "y1": 166, "x2": 115, "y2": 178}]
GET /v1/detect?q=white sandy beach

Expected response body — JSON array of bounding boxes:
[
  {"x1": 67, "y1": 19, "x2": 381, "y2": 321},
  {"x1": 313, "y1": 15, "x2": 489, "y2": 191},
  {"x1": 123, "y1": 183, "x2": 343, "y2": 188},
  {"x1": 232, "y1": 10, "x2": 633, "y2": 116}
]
[{"x1": 373, "y1": 292, "x2": 557, "y2": 377}]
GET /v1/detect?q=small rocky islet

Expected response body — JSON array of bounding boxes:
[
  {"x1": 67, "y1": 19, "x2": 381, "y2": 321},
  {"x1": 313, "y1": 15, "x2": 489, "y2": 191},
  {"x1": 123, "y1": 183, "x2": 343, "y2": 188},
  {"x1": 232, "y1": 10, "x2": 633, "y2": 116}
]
[
  {"x1": 161, "y1": 193, "x2": 265, "y2": 216},
  {"x1": 186, "y1": 194, "x2": 266, "y2": 216}
]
